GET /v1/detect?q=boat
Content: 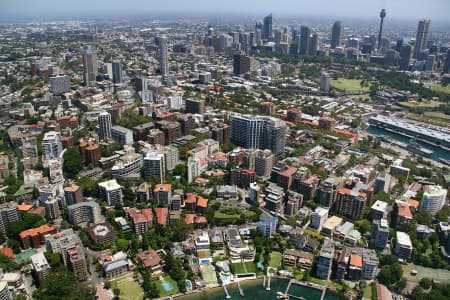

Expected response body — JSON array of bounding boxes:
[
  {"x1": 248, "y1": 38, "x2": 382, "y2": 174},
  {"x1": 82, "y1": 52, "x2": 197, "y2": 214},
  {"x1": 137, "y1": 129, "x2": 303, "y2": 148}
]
[
  {"x1": 406, "y1": 139, "x2": 433, "y2": 157},
  {"x1": 438, "y1": 158, "x2": 450, "y2": 166},
  {"x1": 276, "y1": 292, "x2": 289, "y2": 299}
]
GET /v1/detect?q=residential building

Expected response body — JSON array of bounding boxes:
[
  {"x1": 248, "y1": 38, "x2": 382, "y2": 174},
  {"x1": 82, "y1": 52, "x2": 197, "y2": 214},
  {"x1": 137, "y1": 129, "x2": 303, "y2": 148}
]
[
  {"x1": 64, "y1": 185, "x2": 83, "y2": 206},
  {"x1": 255, "y1": 149, "x2": 275, "y2": 177},
  {"x1": 370, "y1": 200, "x2": 388, "y2": 221},
  {"x1": 231, "y1": 167, "x2": 256, "y2": 188},
  {"x1": 45, "y1": 197, "x2": 61, "y2": 220},
  {"x1": 395, "y1": 231, "x2": 413, "y2": 259},
  {"x1": 20, "y1": 224, "x2": 57, "y2": 249},
  {"x1": 0, "y1": 281, "x2": 12, "y2": 300},
  {"x1": 285, "y1": 191, "x2": 302, "y2": 217},
  {"x1": 317, "y1": 177, "x2": 340, "y2": 208},
  {"x1": 82, "y1": 45, "x2": 97, "y2": 87},
  {"x1": 335, "y1": 186, "x2": 367, "y2": 220},
  {"x1": 311, "y1": 207, "x2": 329, "y2": 231},
  {"x1": 50, "y1": 75, "x2": 70, "y2": 95},
  {"x1": 98, "y1": 179, "x2": 123, "y2": 206},
  {"x1": 111, "y1": 147, "x2": 142, "y2": 179},
  {"x1": 153, "y1": 184, "x2": 172, "y2": 206},
  {"x1": 316, "y1": 238, "x2": 334, "y2": 280},
  {"x1": 264, "y1": 183, "x2": 285, "y2": 214},
  {"x1": 111, "y1": 125, "x2": 134, "y2": 145},
  {"x1": 123, "y1": 207, "x2": 153, "y2": 235},
  {"x1": 420, "y1": 186, "x2": 447, "y2": 215},
  {"x1": 185, "y1": 99, "x2": 205, "y2": 114},
  {"x1": 159, "y1": 35, "x2": 169, "y2": 75},
  {"x1": 68, "y1": 201, "x2": 103, "y2": 225},
  {"x1": 42, "y1": 131, "x2": 62, "y2": 160},
  {"x1": 271, "y1": 163, "x2": 297, "y2": 190},
  {"x1": 0, "y1": 202, "x2": 20, "y2": 233},
  {"x1": 79, "y1": 138, "x2": 102, "y2": 166},
  {"x1": 394, "y1": 201, "x2": 413, "y2": 231},
  {"x1": 137, "y1": 248, "x2": 163, "y2": 274},
  {"x1": 31, "y1": 253, "x2": 51, "y2": 284},
  {"x1": 283, "y1": 249, "x2": 314, "y2": 269},
  {"x1": 372, "y1": 218, "x2": 390, "y2": 250},
  {"x1": 87, "y1": 222, "x2": 116, "y2": 245},
  {"x1": 362, "y1": 249, "x2": 379, "y2": 279},
  {"x1": 259, "y1": 215, "x2": 278, "y2": 237}
]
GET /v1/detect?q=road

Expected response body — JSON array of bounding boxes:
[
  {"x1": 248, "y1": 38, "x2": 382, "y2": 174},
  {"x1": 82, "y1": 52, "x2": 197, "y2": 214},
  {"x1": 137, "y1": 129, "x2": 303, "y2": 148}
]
[{"x1": 85, "y1": 247, "x2": 103, "y2": 286}]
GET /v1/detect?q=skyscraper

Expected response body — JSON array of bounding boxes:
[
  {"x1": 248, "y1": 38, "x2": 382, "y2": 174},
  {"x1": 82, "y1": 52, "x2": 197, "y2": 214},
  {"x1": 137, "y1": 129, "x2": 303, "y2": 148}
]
[
  {"x1": 310, "y1": 33, "x2": 319, "y2": 56},
  {"x1": 414, "y1": 19, "x2": 431, "y2": 59},
  {"x1": 98, "y1": 111, "x2": 112, "y2": 141},
  {"x1": 112, "y1": 60, "x2": 123, "y2": 84},
  {"x1": 377, "y1": 9, "x2": 387, "y2": 52},
  {"x1": 230, "y1": 114, "x2": 287, "y2": 159},
  {"x1": 443, "y1": 49, "x2": 450, "y2": 74},
  {"x1": 299, "y1": 26, "x2": 311, "y2": 56},
  {"x1": 399, "y1": 44, "x2": 412, "y2": 70},
  {"x1": 233, "y1": 53, "x2": 250, "y2": 75},
  {"x1": 331, "y1": 21, "x2": 343, "y2": 49},
  {"x1": 82, "y1": 45, "x2": 97, "y2": 87},
  {"x1": 263, "y1": 14, "x2": 273, "y2": 41},
  {"x1": 159, "y1": 36, "x2": 169, "y2": 75}
]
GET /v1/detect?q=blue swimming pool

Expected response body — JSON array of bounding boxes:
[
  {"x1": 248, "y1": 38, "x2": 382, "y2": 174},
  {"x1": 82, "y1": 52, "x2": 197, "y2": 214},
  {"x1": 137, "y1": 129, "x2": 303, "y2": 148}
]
[{"x1": 163, "y1": 281, "x2": 173, "y2": 291}]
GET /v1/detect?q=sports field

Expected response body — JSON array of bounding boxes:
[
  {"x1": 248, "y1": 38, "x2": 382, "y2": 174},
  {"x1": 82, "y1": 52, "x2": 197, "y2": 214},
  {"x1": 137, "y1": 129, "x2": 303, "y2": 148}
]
[
  {"x1": 110, "y1": 273, "x2": 144, "y2": 300},
  {"x1": 330, "y1": 78, "x2": 368, "y2": 91},
  {"x1": 403, "y1": 263, "x2": 450, "y2": 283}
]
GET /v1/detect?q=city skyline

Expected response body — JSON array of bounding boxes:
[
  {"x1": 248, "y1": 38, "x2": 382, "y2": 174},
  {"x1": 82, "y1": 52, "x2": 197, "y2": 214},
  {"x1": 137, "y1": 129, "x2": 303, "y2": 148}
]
[{"x1": 1, "y1": 0, "x2": 450, "y2": 23}]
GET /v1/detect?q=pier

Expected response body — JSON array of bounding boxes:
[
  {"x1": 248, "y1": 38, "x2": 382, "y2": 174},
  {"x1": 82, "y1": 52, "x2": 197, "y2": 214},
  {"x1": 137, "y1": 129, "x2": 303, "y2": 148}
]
[
  {"x1": 238, "y1": 281, "x2": 244, "y2": 297},
  {"x1": 223, "y1": 285, "x2": 231, "y2": 299},
  {"x1": 285, "y1": 279, "x2": 327, "y2": 300},
  {"x1": 263, "y1": 276, "x2": 266, "y2": 288},
  {"x1": 266, "y1": 276, "x2": 271, "y2": 291}
]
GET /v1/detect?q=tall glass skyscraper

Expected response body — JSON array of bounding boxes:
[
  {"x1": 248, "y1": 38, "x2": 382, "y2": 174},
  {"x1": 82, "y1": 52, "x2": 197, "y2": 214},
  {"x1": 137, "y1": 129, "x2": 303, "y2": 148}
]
[
  {"x1": 263, "y1": 13, "x2": 272, "y2": 41},
  {"x1": 414, "y1": 19, "x2": 430, "y2": 59},
  {"x1": 159, "y1": 36, "x2": 169, "y2": 75},
  {"x1": 331, "y1": 21, "x2": 343, "y2": 49}
]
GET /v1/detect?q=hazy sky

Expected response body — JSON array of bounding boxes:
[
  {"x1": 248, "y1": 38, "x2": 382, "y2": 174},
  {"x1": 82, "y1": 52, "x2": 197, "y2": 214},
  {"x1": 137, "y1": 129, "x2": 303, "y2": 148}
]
[{"x1": 0, "y1": 0, "x2": 449, "y2": 22}]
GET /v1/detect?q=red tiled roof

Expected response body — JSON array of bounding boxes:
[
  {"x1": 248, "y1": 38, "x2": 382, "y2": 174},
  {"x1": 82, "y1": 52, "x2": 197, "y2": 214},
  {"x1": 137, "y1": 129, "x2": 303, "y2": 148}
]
[
  {"x1": 153, "y1": 184, "x2": 171, "y2": 193},
  {"x1": 197, "y1": 196, "x2": 208, "y2": 208},
  {"x1": 19, "y1": 224, "x2": 56, "y2": 239},
  {"x1": 396, "y1": 201, "x2": 413, "y2": 218},
  {"x1": 153, "y1": 208, "x2": 168, "y2": 225},
  {"x1": 195, "y1": 216, "x2": 207, "y2": 223},
  {"x1": 185, "y1": 214, "x2": 196, "y2": 224},
  {"x1": 279, "y1": 166, "x2": 297, "y2": 177},
  {"x1": 0, "y1": 247, "x2": 15, "y2": 259},
  {"x1": 18, "y1": 204, "x2": 33, "y2": 212},
  {"x1": 185, "y1": 193, "x2": 197, "y2": 204}
]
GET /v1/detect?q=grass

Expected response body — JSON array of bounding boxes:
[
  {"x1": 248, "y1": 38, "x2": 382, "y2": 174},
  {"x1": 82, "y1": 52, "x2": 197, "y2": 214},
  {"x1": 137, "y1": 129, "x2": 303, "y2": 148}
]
[
  {"x1": 431, "y1": 83, "x2": 450, "y2": 95},
  {"x1": 330, "y1": 78, "x2": 368, "y2": 91},
  {"x1": 424, "y1": 111, "x2": 450, "y2": 121},
  {"x1": 231, "y1": 261, "x2": 257, "y2": 274},
  {"x1": 402, "y1": 263, "x2": 450, "y2": 283},
  {"x1": 399, "y1": 101, "x2": 444, "y2": 108},
  {"x1": 214, "y1": 211, "x2": 239, "y2": 219},
  {"x1": 110, "y1": 273, "x2": 144, "y2": 300},
  {"x1": 269, "y1": 251, "x2": 282, "y2": 268},
  {"x1": 363, "y1": 284, "x2": 373, "y2": 299},
  {"x1": 154, "y1": 275, "x2": 179, "y2": 297}
]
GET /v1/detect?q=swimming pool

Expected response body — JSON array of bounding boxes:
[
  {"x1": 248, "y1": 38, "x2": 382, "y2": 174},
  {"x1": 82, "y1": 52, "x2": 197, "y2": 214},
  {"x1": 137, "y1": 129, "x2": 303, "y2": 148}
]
[{"x1": 163, "y1": 281, "x2": 173, "y2": 291}]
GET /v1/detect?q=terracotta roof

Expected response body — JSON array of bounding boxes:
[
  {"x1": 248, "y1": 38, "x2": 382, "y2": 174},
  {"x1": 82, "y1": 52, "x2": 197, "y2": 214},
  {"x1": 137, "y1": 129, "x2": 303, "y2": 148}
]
[
  {"x1": 280, "y1": 166, "x2": 298, "y2": 177},
  {"x1": 153, "y1": 184, "x2": 171, "y2": 193},
  {"x1": 349, "y1": 254, "x2": 363, "y2": 268},
  {"x1": 195, "y1": 216, "x2": 207, "y2": 223},
  {"x1": 19, "y1": 224, "x2": 56, "y2": 239},
  {"x1": 64, "y1": 185, "x2": 80, "y2": 192},
  {"x1": 137, "y1": 248, "x2": 161, "y2": 268},
  {"x1": 185, "y1": 214, "x2": 196, "y2": 224},
  {"x1": 408, "y1": 199, "x2": 420, "y2": 209},
  {"x1": 125, "y1": 207, "x2": 152, "y2": 224},
  {"x1": 18, "y1": 204, "x2": 33, "y2": 212},
  {"x1": 396, "y1": 201, "x2": 412, "y2": 218},
  {"x1": 0, "y1": 247, "x2": 15, "y2": 259},
  {"x1": 185, "y1": 193, "x2": 197, "y2": 204},
  {"x1": 31, "y1": 206, "x2": 45, "y2": 216},
  {"x1": 153, "y1": 208, "x2": 168, "y2": 225},
  {"x1": 196, "y1": 196, "x2": 208, "y2": 208}
]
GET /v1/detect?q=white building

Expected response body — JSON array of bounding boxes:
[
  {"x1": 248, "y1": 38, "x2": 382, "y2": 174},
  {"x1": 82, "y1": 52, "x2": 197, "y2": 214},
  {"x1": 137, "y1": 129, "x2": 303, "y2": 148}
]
[
  {"x1": 111, "y1": 147, "x2": 143, "y2": 179},
  {"x1": 50, "y1": 75, "x2": 70, "y2": 95},
  {"x1": 111, "y1": 125, "x2": 134, "y2": 145},
  {"x1": 187, "y1": 156, "x2": 207, "y2": 183},
  {"x1": 311, "y1": 207, "x2": 329, "y2": 231},
  {"x1": 98, "y1": 179, "x2": 123, "y2": 206},
  {"x1": 420, "y1": 186, "x2": 447, "y2": 215},
  {"x1": 198, "y1": 139, "x2": 220, "y2": 156},
  {"x1": 31, "y1": 253, "x2": 51, "y2": 284},
  {"x1": 68, "y1": 201, "x2": 103, "y2": 225},
  {"x1": 143, "y1": 151, "x2": 165, "y2": 183},
  {"x1": 395, "y1": 231, "x2": 413, "y2": 259},
  {"x1": 42, "y1": 131, "x2": 62, "y2": 160},
  {"x1": 98, "y1": 111, "x2": 112, "y2": 141},
  {"x1": 168, "y1": 92, "x2": 183, "y2": 109}
]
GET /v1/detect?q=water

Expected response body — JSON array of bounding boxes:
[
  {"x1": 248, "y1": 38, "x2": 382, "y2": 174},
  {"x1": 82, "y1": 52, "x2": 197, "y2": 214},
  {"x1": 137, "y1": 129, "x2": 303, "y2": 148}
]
[
  {"x1": 178, "y1": 278, "x2": 344, "y2": 300},
  {"x1": 366, "y1": 126, "x2": 450, "y2": 162}
]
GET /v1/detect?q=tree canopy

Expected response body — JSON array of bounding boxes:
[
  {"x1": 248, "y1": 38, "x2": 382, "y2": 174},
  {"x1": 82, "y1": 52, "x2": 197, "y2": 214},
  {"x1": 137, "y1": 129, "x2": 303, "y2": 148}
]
[{"x1": 34, "y1": 270, "x2": 94, "y2": 300}]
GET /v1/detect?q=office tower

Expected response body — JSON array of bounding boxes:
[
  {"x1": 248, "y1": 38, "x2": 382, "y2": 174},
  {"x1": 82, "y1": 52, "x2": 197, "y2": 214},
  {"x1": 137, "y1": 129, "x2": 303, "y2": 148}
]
[
  {"x1": 42, "y1": 131, "x2": 62, "y2": 160},
  {"x1": 98, "y1": 111, "x2": 112, "y2": 141},
  {"x1": 185, "y1": 98, "x2": 205, "y2": 114},
  {"x1": 159, "y1": 36, "x2": 169, "y2": 75},
  {"x1": 31, "y1": 253, "x2": 51, "y2": 284},
  {"x1": 98, "y1": 179, "x2": 123, "y2": 206},
  {"x1": 443, "y1": 49, "x2": 450, "y2": 74},
  {"x1": 414, "y1": 19, "x2": 431, "y2": 59},
  {"x1": 233, "y1": 53, "x2": 250, "y2": 75},
  {"x1": 420, "y1": 186, "x2": 447, "y2": 215},
  {"x1": 49, "y1": 75, "x2": 70, "y2": 95},
  {"x1": 316, "y1": 238, "x2": 334, "y2": 279},
  {"x1": 82, "y1": 45, "x2": 97, "y2": 87},
  {"x1": 310, "y1": 33, "x2": 319, "y2": 56},
  {"x1": 331, "y1": 21, "x2": 343, "y2": 49},
  {"x1": 112, "y1": 60, "x2": 123, "y2": 84},
  {"x1": 0, "y1": 202, "x2": 20, "y2": 233},
  {"x1": 143, "y1": 151, "x2": 165, "y2": 183},
  {"x1": 263, "y1": 13, "x2": 272, "y2": 41},
  {"x1": 399, "y1": 44, "x2": 412, "y2": 70},
  {"x1": 377, "y1": 9, "x2": 387, "y2": 51},
  {"x1": 425, "y1": 54, "x2": 436, "y2": 71},
  {"x1": 230, "y1": 114, "x2": 287, "y2": 159},
  {"x1": 68, "y1": 201, "x2": 103, "y2": 224},
  {"x1": 259, "y1": 215, "x2": 278, "y2": 237},
  {"x1": 372, "y1": 218, "x2": 390, "y2": 249},
  {"x1": 299, "y1": 26, "x2": 311, "y2": 55},
  {"x1": 320, "y1": 72, "x2": 331, "y2": 93}
]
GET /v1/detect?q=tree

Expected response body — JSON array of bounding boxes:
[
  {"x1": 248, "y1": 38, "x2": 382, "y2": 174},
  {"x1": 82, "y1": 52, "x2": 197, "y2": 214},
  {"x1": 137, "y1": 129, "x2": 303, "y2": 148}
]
[
  {"x1": 419, "y1": 277, "x2": 432, "y2": 289},
  {"x1": 76, "y1": 176, "x2": 98, "y2": 197},
  {"x1": 34, "y1": 270, "x2": 94, "y2": 299},
  {"x1": 116, "y1": 239, "x2": 129, "y2": 252},
  {"x1": 63, "y1": 148, "x2": 83, "y2": 178},
  {"x1": 357, "y1": 219, "x2": 371, "y2": 235},
  {"x1": 415, "y1": 211, "x2": 433, "y2": 226},
  {"x1": 378, "y1": 262, "x2": 403, "y2": 286}
]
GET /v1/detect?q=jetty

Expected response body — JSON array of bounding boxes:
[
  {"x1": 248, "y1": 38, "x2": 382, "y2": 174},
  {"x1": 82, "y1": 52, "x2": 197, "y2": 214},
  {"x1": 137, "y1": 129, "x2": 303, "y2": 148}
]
[
  {"x1": 223, "y1": 285, "x2": 231, "y2": 299},
  {"x1": 238, "y1": 281, "x2": 244, "y2": 297}
]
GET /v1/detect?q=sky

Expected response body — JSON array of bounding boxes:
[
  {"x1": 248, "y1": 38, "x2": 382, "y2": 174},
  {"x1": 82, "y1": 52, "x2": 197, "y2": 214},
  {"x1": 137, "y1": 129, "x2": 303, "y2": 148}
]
[{"x1": 0, "y1": 0, "x2": 449, "y2": 22}]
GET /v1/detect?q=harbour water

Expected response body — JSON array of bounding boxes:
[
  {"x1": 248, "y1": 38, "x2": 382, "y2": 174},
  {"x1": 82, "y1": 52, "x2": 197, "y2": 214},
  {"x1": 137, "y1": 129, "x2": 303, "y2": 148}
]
[
  {"x1": 366, "y1": 126, "x2": 450, "y2": 162},
  {"x1": 177, "y1": 278, "x2": 345, "y2": 300}
]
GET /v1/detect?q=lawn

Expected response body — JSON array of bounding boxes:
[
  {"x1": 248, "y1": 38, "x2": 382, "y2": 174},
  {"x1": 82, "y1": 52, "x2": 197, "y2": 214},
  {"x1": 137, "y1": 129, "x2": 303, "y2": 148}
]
[
  {"x1": 399, "y1": 101, "x2": 444, "y2": 108},
  {"x1": 431, "y1": 84, "x2": 450, "y2": 95},
  {"x1": 424, "y1": 111, "x2": 450, "y2": 121},
  {"x1": 330, "y1": 78, "x2": 368, "y2": 91},
  {"x1": 154, "y1": 275, "x2": 179, "y2": 297},
  {"x1": 214, "y1": 211, "x2": 239, "y2": 219},
  {"x1": 110, "y1": 273, "x2": 144, "y2": 300},
  {"x1": 231, "y1": 261, "x2": 257, "y2": 274},
  {"x1": 403, "y1": 263, "x2": 450, "y2": 283},
  {"x1": 269, "y1": 251, "x2": 282, "y2": 268}
]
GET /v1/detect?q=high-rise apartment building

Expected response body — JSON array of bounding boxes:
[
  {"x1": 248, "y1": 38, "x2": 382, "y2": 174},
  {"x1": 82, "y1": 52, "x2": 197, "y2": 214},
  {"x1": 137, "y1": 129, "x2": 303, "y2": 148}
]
[
  {"x1": 50, "y1": 75, "x2": 70, "y2": 95},
  {"x1": 230, "y1": 114, "x2": 287, "y2": 159},
  {"x1": 82, "y1": 45, "x2": 97, "y2": 87},
  {"x1": 420, "y1": 186, "x2": 447, "y2": 215},
  {"x1": 0, "y1": 202, "x2": 21, "y2": 233},
  {"x1": 31, "y1": 253, "x2": 51, "y2": 284},
  {"x1": 331, "y1": 21, "x2": 343, "y2": 49},
  {"x1": 98, "y1": 111, "x2": 112, "y2": 141},
  {"x1": 68, "y1": 201, "x2": 103, "y2": 225},
  {"x1": 299, "y1": 26, "x2": 311, "y2": 56},
  {"x1": 159, "y1": 36, "x2": 169, "y2": 75},
  {"x1": 64, "y1": 185, "x2": 83, "y2": 206},
  {"x1": 414, "y1": 19, "x2": 431, "y2": 59},
  {"x1": 98, "y1": 179, "x2": 123, "y2": 206},
  {"x1": 112, "y1": 60, "x2": 123, "y2": 84},
  {"x1": 185, "y1": 99, "x2": 205, "y2": 114},
  {"x1": 316, "y1": 238, "x2": 334, "y2": 280},
  {"x1": 143, "y1": 151, "x2": 165, "y2": 183}
]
